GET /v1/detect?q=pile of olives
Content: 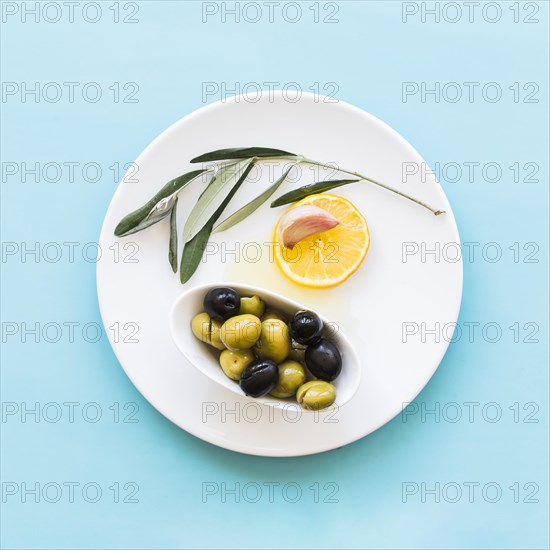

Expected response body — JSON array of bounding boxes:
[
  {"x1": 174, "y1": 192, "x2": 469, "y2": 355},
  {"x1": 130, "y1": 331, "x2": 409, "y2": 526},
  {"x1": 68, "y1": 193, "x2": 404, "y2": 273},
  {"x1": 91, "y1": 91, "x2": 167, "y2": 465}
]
[{"x1": 190, "y1": 287, "x2": 343, "y2": 411}]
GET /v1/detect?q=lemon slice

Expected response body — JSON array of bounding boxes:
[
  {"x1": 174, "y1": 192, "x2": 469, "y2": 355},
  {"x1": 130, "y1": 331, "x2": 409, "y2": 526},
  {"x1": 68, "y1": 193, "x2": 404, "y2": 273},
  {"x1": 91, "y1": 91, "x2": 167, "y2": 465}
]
[{"x1": 273, "y1": 194, "x2": 370, "y2": 288}]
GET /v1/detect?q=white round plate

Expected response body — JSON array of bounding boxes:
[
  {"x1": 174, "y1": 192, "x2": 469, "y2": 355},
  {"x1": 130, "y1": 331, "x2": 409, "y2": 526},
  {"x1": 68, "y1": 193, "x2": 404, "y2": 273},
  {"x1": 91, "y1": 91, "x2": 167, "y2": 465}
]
[{"x1": 97, "y1": 92, "x2": 462, "y2": 457}]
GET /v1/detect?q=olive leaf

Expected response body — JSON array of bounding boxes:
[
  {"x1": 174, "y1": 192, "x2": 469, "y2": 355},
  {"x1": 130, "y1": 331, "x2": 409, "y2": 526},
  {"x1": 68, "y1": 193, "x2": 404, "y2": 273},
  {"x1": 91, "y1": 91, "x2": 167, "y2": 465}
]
[
  {"x1": 168, "y1": 196, "x2": 178, "y2": 273},
  {"x1": 270, "y1": 178, "x2": 360, "y2": 207},
  {"x1": 116, "y1": 212, "x2": 170, "y2": 237},
  {"x1": 190, "y1": 147, "x2": 296, "y2": 164},
  {"x1": 181, "y1": 160, "x2": 248, "y2": 243},
  {"x1": 146, "y1": 194, "x2": 176, "y2": 221},
  {"x1": 213, "y1": 166, "x2": 294, "y2": 233},
  {"x1": 180, "y1": 161, "x2": 256, "y2": 284},
  {"x1": 118, "y1": 193, "x2": 179, "y2": 237},
  {"x1": 114, "y1": 168, "x2": 207, "y2": 237}
]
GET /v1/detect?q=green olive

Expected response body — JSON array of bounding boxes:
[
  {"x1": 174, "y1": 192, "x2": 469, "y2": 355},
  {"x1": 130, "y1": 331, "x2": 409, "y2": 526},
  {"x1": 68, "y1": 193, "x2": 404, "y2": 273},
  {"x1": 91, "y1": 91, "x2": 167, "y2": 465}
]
[
  {"x1": 254, "y1": 319, "x2": 291, "y2": 363},
  {"x1": 191, "y1": 312, "x2": 225, "y2": 350},
  {"x1": 288, "y1": 339, "x2": 307, "y2": 362},
  {"x1": 239, "y1": 295, "x2": 265, "y2": 318},
  {"x1": 220, "y1": 314, "x2": 261, "y2": 350},
  {"x1": 219, "y1": 349, "x2": 255, "y2": 381},
  {"x1": 296, "y1": 380, "x2": 336, "y2": 411},
  {"x1": 262, "y1": 309, "x2": 287, "y2": 322},
  {"x1": 270, "y1": 360, "x2": 306, "y2": 398}
]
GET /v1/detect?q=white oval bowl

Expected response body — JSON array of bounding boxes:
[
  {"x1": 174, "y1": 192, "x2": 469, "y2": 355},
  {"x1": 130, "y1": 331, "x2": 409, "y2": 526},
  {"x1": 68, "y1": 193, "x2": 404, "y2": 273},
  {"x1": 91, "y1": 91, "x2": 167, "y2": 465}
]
[{"x1": 169, "y1": 282, "x2": 361, "y2": 411}]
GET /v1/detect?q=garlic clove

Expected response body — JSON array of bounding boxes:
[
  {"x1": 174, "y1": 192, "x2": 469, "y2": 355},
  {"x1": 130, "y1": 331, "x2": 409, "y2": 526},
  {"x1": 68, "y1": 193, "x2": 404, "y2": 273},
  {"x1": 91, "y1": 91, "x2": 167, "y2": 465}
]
[{"x1": 278, "y1": 205, "x2": 340, "y2": 249}]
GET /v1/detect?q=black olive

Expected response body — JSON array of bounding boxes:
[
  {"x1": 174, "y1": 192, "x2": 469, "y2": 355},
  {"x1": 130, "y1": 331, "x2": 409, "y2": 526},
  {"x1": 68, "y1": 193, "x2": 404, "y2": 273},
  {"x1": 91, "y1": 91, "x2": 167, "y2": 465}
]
[
  {"x1": 239, "y1": 359, "x2": 279, "y2": 398},
  {"x1": 289, "y1": 310, "x2": 324, "y2": 345},
  {"x1": 305, "y1": 338, "x2": 342, "y2": 381},
  {"x1": 203, "y1": 287, "x2": 240, "y2": 321}
]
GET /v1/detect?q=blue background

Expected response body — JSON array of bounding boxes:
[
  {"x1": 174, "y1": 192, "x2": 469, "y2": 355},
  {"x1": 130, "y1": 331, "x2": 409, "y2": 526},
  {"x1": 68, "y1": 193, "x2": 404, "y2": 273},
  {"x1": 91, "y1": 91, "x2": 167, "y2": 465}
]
[{"x1": 1, "y1": 1, "x2": 548, "y2": 548}]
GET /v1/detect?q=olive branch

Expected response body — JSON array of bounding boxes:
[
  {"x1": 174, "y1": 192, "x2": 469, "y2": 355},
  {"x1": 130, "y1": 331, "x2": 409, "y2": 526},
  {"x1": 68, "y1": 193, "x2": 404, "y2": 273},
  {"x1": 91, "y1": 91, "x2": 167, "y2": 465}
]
[{"x1": 114, "y1": 147, "x2": 446, "y2": 283}]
